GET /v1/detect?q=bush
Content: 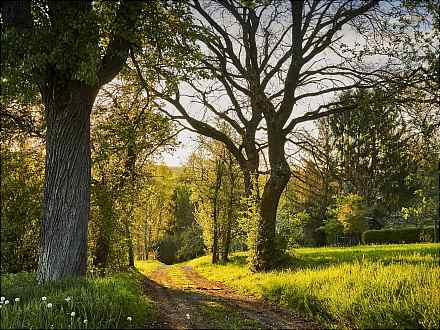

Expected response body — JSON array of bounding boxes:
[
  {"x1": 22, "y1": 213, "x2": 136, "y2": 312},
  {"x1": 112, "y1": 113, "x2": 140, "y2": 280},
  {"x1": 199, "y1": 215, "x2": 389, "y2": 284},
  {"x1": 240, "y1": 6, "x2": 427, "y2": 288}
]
[
  {"x1": 362, "y1": 226, "x2": 435, "y2": 244},
  {"x1": 277, "y1": 211, "x2": 311, "y2": 249},
  {"x1": 323, "y1": 219, "x2": 344, "y2": 245},
  {"x1": 1, "y1": 146, "x2": 43, "y2": 273},
  {"x1": 154, "y1": 235, "x2": 178, "y2": 264},
  {"x1": 177, "y1": 226, "x2": 205, "y2": 261},
  {"x1": 328, "y1": 194, "x2": 369, "y2": 240}
]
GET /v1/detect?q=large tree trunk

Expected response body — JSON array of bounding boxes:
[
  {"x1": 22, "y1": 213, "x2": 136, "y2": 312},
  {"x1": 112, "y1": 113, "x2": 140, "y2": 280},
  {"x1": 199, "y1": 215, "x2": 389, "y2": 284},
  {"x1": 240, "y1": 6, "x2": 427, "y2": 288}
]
[
  {"x1": 250, "y1": 130, "x2": 291, "y2": 272},
  {"x1": 38, "y1": 81, "x2": 97, "y2": 282}
]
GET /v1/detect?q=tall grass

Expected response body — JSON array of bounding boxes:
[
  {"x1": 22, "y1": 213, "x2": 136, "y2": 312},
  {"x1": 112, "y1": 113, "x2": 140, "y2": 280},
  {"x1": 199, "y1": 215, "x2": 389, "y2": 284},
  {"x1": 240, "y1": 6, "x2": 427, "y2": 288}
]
[
  {"x1": 187, "y1": 243, "x2": 440, "y2": 329},
  {"x1": 0, "y1": 271, "x2": 154, "y2": 329}
]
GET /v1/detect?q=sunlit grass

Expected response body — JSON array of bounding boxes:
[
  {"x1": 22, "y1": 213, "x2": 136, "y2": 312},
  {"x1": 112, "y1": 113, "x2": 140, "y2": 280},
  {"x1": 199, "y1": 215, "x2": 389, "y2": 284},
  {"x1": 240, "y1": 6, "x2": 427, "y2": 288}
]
[
  {"x1": 135, "y1": 259, "x2": 163, "y2": 276},
  {"x1": 0, "y1": 271, "x2": 154, "y2": 329},
  {"x1": 186, "y1": 243, "x2": 440, "y2": 329}
]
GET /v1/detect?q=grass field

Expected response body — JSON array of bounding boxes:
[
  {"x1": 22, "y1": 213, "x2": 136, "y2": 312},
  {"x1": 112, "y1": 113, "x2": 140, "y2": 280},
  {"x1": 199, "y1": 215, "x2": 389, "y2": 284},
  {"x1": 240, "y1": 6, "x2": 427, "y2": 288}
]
[
  {"x1": 186, "y1": 243, "x2": 440, "y2": 329},
  {"x1": 0, "y1": 271, "x2": 154, "y2": 329}
]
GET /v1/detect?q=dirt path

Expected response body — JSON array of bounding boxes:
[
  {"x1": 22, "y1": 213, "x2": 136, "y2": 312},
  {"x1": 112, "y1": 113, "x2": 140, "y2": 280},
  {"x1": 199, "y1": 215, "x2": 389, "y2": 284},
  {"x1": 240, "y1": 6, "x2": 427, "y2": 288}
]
[{"x1": 143, "y1": 265, "x2": 318, "y2": 329}]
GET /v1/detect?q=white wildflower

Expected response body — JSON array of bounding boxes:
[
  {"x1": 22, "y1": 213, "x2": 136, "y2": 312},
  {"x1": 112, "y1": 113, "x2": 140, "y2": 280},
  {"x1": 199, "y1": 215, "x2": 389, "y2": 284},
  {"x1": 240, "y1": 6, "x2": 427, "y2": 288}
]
[
  {"x1": 186, "y1": 313, "x2": 190, "y2": 320},
  {"x1": 15, "y1": 298, "x2": 20, "y2": 302},
  {"x1": 4, "y1": 300, "x2": 9, "y2": 305},
  {"x1": 83, "y1": 319, "x2": 88, "y2": 324},
  {"x1": 47, "y1": 303, "x2": 53, "y2": 308},
  {"x1": 127, "y1": 316, "x2": 132, "y2": 322},
  {"x1": 70, "y1": 312, "x2": 76, "y2": 317},
  {"x1": 41, "y1": 296, "x2": 47, "y2": 301},
  {"x1": 1, "y1": 297, "x2": 5, "y2": 302},
  {"x1": 65, "y1": 296, "x2": 71, "y2": 302}
]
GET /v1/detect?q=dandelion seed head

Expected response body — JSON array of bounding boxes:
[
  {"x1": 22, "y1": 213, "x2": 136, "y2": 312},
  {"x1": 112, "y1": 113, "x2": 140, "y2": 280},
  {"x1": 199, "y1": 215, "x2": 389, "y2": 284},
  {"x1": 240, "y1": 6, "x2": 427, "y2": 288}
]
[
  {"x1": 71, "y1": 311, "x2": 76, "y2": 317},
  {"x1": 47, "y1": 303, "x2": 53, "y2": 308}
]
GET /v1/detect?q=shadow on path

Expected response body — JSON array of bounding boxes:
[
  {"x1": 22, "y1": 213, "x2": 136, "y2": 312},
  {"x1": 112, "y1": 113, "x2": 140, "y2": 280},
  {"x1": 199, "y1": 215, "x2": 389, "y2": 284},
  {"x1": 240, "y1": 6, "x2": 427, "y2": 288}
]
[{"x1": 143, "y1": 265, "x2": 318, "y2": 330}]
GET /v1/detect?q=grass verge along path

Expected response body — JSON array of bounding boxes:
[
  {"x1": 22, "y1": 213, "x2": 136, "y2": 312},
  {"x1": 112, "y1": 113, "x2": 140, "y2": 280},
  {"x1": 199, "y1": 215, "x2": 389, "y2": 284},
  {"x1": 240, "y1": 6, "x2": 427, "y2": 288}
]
[
  {"x1": 0, "y1": 271, "x2": 155, "y2": 329},
  {"x1": 186, "y1": 243, "x2": 440, "y2": 329}
]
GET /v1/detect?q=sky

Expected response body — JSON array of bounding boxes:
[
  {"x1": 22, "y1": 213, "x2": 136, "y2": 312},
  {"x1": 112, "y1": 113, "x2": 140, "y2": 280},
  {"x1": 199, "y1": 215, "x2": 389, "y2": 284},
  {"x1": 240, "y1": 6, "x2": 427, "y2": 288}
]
[
  {"x1": 157, "y1": 2, "x2": 432, "y2": 167},
  {"x1": 161, "y1": 129, "x2": 197, "y2": 166}
]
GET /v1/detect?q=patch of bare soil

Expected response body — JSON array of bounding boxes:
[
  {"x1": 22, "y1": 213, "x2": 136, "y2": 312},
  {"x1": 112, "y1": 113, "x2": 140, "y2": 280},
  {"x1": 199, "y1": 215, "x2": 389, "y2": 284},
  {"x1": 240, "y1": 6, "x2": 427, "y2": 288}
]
[{"x1": 143, "y1": 265, "x2": 319, "y2": 330}]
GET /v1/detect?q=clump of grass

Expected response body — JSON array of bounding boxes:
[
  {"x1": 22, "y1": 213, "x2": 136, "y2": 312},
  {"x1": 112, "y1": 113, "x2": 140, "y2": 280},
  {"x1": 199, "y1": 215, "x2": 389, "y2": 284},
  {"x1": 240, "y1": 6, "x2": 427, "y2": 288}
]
[
  {"x1": 0, "y1": 271, "x2": 154, "y2": 329},
  {"x1": 187, "y1": 243, "x2": 440, "y2": 329}
]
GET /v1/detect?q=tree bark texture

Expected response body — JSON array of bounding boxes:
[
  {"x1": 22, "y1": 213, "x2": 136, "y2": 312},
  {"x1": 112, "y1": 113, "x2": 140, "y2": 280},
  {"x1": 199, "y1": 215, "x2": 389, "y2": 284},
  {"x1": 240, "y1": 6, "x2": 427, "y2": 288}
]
[
  {"x1": 251, "y1": 128, "x2": 291, "y2": 272},
  {"x1": 38, "y1": 82, "x2": 97, "y2": 282}
]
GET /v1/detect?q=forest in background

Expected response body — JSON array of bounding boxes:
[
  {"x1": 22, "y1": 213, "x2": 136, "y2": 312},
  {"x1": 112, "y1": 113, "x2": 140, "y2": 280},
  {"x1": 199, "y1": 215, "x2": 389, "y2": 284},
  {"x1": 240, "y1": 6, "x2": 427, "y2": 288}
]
[{"x1": 2, "y1": 82, "x2": 438, "y2": 273}]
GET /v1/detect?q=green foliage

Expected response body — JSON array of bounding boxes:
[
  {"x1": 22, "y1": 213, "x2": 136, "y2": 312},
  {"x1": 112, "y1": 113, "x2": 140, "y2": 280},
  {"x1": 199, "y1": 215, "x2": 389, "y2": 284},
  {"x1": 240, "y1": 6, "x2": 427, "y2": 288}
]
[
  {"x1": 89, "y1": 82, "x2": 179, "y2": 271},
  {"x1": 327, "y1": 88, "x2": 418, "y2": 213},
  {"x1": 329, "y1": 194, "x2": 369, "y2": 239},
  {"x1": 362, "y1": 226, "x2": 435, "y2": 244},
  {"x1": 237, "y1": 190, "x2": 260, "y2": 255},
  {"x1": 176, "y1": 226, "x2": 205, "y2": 262},
  {"x1": 153, "y1": 225, "x2": 205, "y2": 265},
  {"x1": 0, "y1": 271, "x2": 154, "y2": 329},
  {"x1": 169, "y1": 183, "x2": 195, "y2": 236},
  {"x1": 277, "y1": 211, "x2": 311, "y2": 249},
  {"x1": 0, "y1": 140, "x2": 44, "y2": 273},
  {"x1": 323, "y1": 220, "x2": 344, "y2": 245},
  {"x1": 186, "y1": 243, "x2": 440, "y2": 329},
  {"x1": 154, "y1": 235, "x2": 179, "y2": 265}
]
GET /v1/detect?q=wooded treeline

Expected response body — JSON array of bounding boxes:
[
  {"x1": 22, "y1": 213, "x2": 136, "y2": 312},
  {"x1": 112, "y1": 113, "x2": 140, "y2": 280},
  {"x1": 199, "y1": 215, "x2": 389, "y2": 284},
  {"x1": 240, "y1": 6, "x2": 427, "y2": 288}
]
[{"x1": 1, "y1": 0, "x2": 438, "y2": 279}]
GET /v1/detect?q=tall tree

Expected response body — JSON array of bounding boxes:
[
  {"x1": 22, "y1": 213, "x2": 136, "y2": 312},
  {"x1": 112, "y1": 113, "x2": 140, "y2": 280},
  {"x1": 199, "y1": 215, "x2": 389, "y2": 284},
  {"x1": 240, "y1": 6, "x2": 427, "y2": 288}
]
[
  {"x1": 91, "y1": 81, "x2": 178, "y2": 269},
  {"x1": 132, "y1": 0, "x2": 433, "y2": 270},
  {"x1": 2, "y1": 1, "x2": 145, "y2": 281}
]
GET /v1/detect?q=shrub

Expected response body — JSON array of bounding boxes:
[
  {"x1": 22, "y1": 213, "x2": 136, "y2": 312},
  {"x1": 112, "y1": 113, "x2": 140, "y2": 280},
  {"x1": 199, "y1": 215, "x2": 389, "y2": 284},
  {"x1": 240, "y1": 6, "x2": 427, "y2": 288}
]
[
  {"x1": 177, "y1": 226, "x2": 205, "y2": 261},
  {"x1": 328, "y1": 194, "x2": 369, "y2": 240},
  {"x1": 1, "y1": 146, "x2": 43, "y2": 273},
  {"x1": 277, "y1": 211, "x2": 311, "y2": 249},
  {"x1": 362, "y1": 226, "x2": 435, "y2": 244},
  {"x1": 323, "y1": 219, "x2": 344, "y2": 245},
  {"x1": 154, "y1": 235, "x2": 178, "y2": 264}
]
